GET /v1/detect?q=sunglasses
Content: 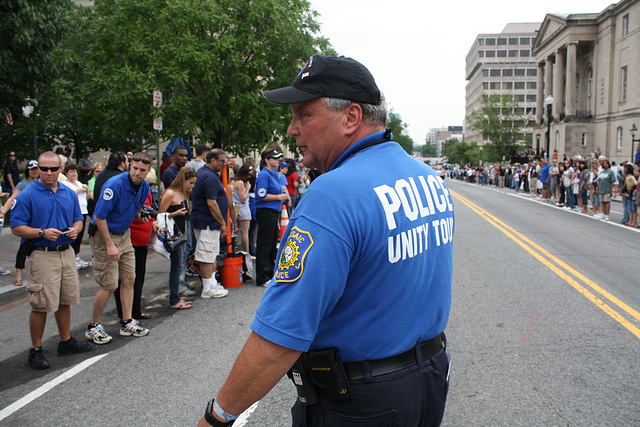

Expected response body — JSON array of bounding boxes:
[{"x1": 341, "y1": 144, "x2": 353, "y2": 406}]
[
  {"x1": 9, "y1": 154, "x2": 16, "y2": 157},
  {"x1": 39, "y1": 166, "x2": 61, "y2": 172},
  {"x1": 132, "y1": 156, "x2": 151, "y2": 165}
]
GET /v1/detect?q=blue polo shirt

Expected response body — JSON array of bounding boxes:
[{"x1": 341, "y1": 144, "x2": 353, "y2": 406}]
[
  {"x1": 252, "y1": 131, "x2": 454, "y2": 361},
  {"x1": 10, "y1": 179, "x2": 83, "y2": 247},
  {"x1": 92, "y1": 172, "x2": 150, "y2": 233},
  {"x1": 255, "y1": 168, "x2": 283, "y2": 211},
  {"x1": 191, "y1": 165, "x2": 228, "y2": 230},
  {"x1": 540, "y1": 163, "x2": 551, "y2": 184}
]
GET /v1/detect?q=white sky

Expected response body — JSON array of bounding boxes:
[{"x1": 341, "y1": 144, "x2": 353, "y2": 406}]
[{"x1": 309, "y1": 0, "x2": 615, "y2": 144}]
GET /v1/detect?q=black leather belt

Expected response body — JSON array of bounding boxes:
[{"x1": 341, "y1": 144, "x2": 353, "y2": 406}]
[
  {"x1": 344, "y1": 334, "x2": 444, "y2": 380},
  {"x1": 35, "y1": 244, "x2": 70, "y2": 252}
]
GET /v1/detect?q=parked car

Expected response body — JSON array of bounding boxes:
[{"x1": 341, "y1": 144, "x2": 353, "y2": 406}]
[{"x1": 432, "y1": 165, "x2": 446, "y2": 180}]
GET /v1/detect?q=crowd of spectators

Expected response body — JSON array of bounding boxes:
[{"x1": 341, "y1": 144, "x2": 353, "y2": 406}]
[{"x1": 454, "y1": 150, "x2": 640, "y2": 226}]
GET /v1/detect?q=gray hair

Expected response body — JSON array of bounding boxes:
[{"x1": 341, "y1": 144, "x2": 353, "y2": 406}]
[{"x1": 322, "y1": 94, "x2": 388, "y2": 127}]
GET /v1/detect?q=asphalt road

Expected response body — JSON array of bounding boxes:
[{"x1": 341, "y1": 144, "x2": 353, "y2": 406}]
[{"x1": 1, "y1": 180, "x2": 639, "y2": 425}]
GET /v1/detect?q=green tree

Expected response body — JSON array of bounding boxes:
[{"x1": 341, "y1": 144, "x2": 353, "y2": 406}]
[
  {"x1": 418, "y1": 141, "x2": 437, "y2": 157},
  {"x1": 0, "y1": 0, "x2": 72, "y2": 157},
  {"x1": 442, "y1": 138, "x2": 477, "y2": 166},
  {"x1": 387, "y1": 111, "x2": 414, "y2": 154},
  {"x1": 59, "y1": 0, "x2": 331, "y2": 156},
  {"x1": 467, "y1": 93, "x2": 523, "y2": 159}
]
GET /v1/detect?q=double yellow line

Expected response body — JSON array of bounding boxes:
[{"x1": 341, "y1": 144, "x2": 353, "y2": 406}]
[{"x1": 451, "y1": 191, "x2": 640, "y2": 340}]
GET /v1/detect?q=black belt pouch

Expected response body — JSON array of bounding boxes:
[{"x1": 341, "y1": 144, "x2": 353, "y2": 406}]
[
  {"x1": 307, "y1": 348, "x2": 352, "y2": 404},
  {"x1": 88, "y1": 222, "x2": 96, "y2": 236},
  {"x1": 287, "y1": 354, "x2": 319, "y2": 405}
]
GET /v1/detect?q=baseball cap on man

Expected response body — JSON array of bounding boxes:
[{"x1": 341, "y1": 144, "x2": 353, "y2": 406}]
[
  {"x1": 27, "y1": 160, "x2": 38, "y2": 170},
  {"x1": 263, "y1": 55, "x2": 381, "y2": 105}
]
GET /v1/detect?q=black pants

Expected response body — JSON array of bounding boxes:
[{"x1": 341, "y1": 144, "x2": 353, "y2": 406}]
[
  {"x1": 292, "y1": 348, "x2": 450, "y2": 427},
  {"x1": 255, "y1": 207, "x2": 280, "y2": 286},
  {"x1": 114, "y1": 245, "x2": 148, "y2": 320}
]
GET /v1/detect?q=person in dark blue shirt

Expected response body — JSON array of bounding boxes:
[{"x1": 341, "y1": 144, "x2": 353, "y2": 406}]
[
  {"x1": 191, "y1": 148, "x2": 229, "y2": 299},
  {"x1": 162, "y1": 145, "x2": 189, "y2": 189},
  {"x1": 11, "y1": 151, "x2": 92, "y2": 369}
]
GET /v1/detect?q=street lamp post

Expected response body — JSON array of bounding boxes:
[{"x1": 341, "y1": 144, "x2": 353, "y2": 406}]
[
  {"x1": 631, "y1": 124, "x2": 639, "y2": 165},
  {"x1": 536, "y1": 134, "x2": 541, "y2": 159},
  {"x1": 545, "y1": 95, "x2": 554, "y2": 159}
]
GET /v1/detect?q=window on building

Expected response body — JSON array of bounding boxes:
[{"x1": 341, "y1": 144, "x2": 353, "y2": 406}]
[
  {"x1": 621, "y1": 66, "x2": 628, "y2": 103},
  {"x1": 555, "y1": 131, "x2": 560, "y2": 151},
  {"x1": 509, "y1": 38, "x2": 519, "y2": 45},
  {"x1": 527, "y1": 81, "x2": 537, "y2": 89},
  {"x1": 587, "y1": 67, "x2": 594, "y2": 111},
  {"x1": 622, "y1": 14, "x2": 629, "y2": 37},
  {"x1": 502, "y1": 69, "x2": 513, "y2": 77},
  {"x1": 486, "y1": 38, "x2": 496, "y2": 45},
  {"x1": 617, "y1": 127, "x2": 624, "y2": 149},
  {"x1": 526, "y1": 94, "x2": 536, "y2": 102},
  {"x1": 503, "y1": 82, "x2": 513, "y2": 89},
  {"x1": 520, "y1": 50, "x2": 530, "y2": 57},
  {"x1": 490, "y1": 82, "x2": 500, "y2": 89},
  {"x1": 497, "y1": 50, "x2": 507, "y2": 58},
  {"x1": 515, "y1": 94, "x2": 525, "y2": 102},
  {"x1": 509, "y1": 50, "x2": 518, "y2": 57},
  {"x1": 514, "y1": 82, "x2": 525, "y2": 89},
  {"x1": 520, "y1": 37, "x2": 530, "y2": 45},
  {"x1": 479, "y1": 38, "x2": 485, "y2": 46},
  {"x1": 490, "y1": 69, "x2": 501, "y2": 76},
  {"x1": 527, "y1": 69, "x2": 537, "y2": 76},
  {"x1": 483, "y1": 69, "x2": 489, "y2": 77},
  {"x1": 497, "y1": 38, "x2": 507, "y2": 45},
  {"x1": 483, "y1": 82, "x2": 489, "y2": 89},
  {"x1": 581, "y1": 133, "x2": 587, "y2": 147},
  {"x1": 479, "y1": 51, "x2": 485, "y2": 58},
  {"x1": 486, "y1": 50, "x2": 496, "y2": 57},
  {"x1": 515, "y1": 69, "x2": 525, "y2": 76}
]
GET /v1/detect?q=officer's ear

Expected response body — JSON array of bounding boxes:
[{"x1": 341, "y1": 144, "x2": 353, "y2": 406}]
[{"x1": 342, "y1": 103, "x2": 362, "y2": 137}]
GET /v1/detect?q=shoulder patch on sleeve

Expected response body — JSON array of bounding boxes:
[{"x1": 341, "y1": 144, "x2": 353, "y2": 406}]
[
  {"x1": 274, "y1": 227, "x2": 314, "y2": 284},
  {"x1": 257, "y1": 188, "x2": 267, "y2": 198},
  {"x1": 103, "y1": 188, "x2": 113, "y2": 201},
  {"x1": 11, "y1": 199, "x2": 17, "y2": 210}
]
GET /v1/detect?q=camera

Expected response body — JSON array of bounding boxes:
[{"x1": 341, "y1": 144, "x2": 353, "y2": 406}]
[{"x1": 139, "y1": 206, "x2": 158, "y2": 220}]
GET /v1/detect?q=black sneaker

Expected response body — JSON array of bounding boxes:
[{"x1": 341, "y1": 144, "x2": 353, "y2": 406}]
[
  {"x1": 57, "y1": 337, "x2": 94, "y2": 356},
  {"x1": 28, "y1": 347, "x2": 50, "y2": 370}
]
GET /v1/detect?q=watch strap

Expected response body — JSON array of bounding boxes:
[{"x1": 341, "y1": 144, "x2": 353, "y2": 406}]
[{"x1": 204, "y1": 399, "x2": 235, "y2": 426}]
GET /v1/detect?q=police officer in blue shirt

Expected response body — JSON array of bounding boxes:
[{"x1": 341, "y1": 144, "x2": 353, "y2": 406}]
[
  {"x1": 11, "y1": 151, "x2": 93, "y2": 369},
  {"x1": 254, "y1": 146, "x2": 289, "y2": 287},
  {"x1": 85, "y1": 152, "x2": 153, "y2": 345},
  {"x1": 199, "y1": 56, "x2": 453, "y2": 427}
]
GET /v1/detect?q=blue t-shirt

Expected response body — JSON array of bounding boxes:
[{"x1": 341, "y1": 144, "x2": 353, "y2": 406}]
[
  {"x1": 191, "y1": 166, "x2": 228, "y2": 230},
  {"x1": 162, "y1": 165, "x2": 179, "y2": 189},
  {"x1": 540, "y1": 164, "x2": 551, "y2": 184},
  {"x1": 251, "y1": 131, "x2": 455, "y2": 362},
  {"x1": 255, "y1": 168, "x2": 283, "y2": 211},
  {"x1": 10, "y1": 179, "x2": 83, "y2": 247},
  {"x1": 92, "y1": 172, "x2": 150, "y2": 233}
]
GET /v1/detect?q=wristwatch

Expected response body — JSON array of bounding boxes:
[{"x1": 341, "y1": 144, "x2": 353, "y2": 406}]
[
  {"x1": 204, "y1": 399, "x2": 236, "y2": 426},
  {"x1": 38, "y1": 229, "x2": 45, "y2": 238}
]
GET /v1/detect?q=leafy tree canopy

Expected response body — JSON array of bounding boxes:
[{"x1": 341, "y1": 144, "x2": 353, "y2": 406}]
[{"x1": 387, "y1": 111, "x2": 414, "y2": 154}]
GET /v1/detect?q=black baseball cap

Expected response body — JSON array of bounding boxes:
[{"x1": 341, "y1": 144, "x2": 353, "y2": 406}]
[
  {"x1": 263, "y1": 149, "x2": 283, "y2": 159},
  {"x1": 263, "y1": 55, "x2": 381, "y2": 105}
]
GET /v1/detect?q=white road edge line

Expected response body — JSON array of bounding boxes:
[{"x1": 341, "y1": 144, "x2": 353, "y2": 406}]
[
  {"x1": 233, "y1": 401, "x2": 260, "y2": 426},
  {"x1": 0, "y1": 353, "x2": 109, "y2": 422}
]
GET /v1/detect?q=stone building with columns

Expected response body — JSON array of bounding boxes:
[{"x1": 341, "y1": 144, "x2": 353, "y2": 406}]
[{"x1": 533, "y1": 0, "x2": 640, "y2": 163}]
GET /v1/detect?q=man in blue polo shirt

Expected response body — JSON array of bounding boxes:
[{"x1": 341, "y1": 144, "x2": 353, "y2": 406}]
[
  {"x1": 198, "y1": 56, "x2": 453, "y2": 426},
  {"x1": 11, "y1": 151, "x2": 93, "y2": 370},
  {"x1": 191, "y1": 148, "x2": 229, "y2": 299},
  {"x1": 85, "y1": 152, "x2": 152, "y2": 344}
]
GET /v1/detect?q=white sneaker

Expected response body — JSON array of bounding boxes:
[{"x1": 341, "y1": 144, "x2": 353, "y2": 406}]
[
  {"x1": 201, "y1": 287, "x2": 228, "y2": 299},
  {"x1": 85, "y1": 323, "x2": 113, "y2": 344},
  {"x1": 119, "y1": 319, "x2": 149, "y2": 337},
  {"x1": 593, "y1": 213, "x2": 604, "y2": 219},
  {"x1": 603, "y1": 215, "x2": 609, "y2": 221}
]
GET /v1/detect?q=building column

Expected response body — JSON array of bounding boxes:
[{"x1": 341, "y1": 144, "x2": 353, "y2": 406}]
[
  {"x1": 536, "y1": 62, "x2": 544, "y2": 125},
  {"x1": 545, "y1": 56, "x2": 554, "y2": 121},
  {"x1": 554, "y1": 49, "x2": 565, "y2": 119},
  {"x1": 565, "y1": 42, "x2": 577, "y2": 117}
]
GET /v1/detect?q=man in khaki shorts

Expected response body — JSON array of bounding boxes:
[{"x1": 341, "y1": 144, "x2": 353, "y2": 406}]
[
  {"x1": 85, "y1": 152, "x2": 153, "y2": 344},
  {"x1": 11, "y1": 151, "x2": 93, "y2": 370}
]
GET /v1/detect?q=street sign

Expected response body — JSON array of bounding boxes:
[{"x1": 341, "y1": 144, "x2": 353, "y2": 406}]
[
  {"x1": 153, "y1": 89, "x2": 162, "y2": 107},
  {"x1": 153, "y1": 117, "x2": 163, "y2": 131}
]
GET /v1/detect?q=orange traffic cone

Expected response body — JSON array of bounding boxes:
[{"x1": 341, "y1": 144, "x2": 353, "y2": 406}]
[{"x1": 280, "y1": 204, "x2": 289, "y2": 240}]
